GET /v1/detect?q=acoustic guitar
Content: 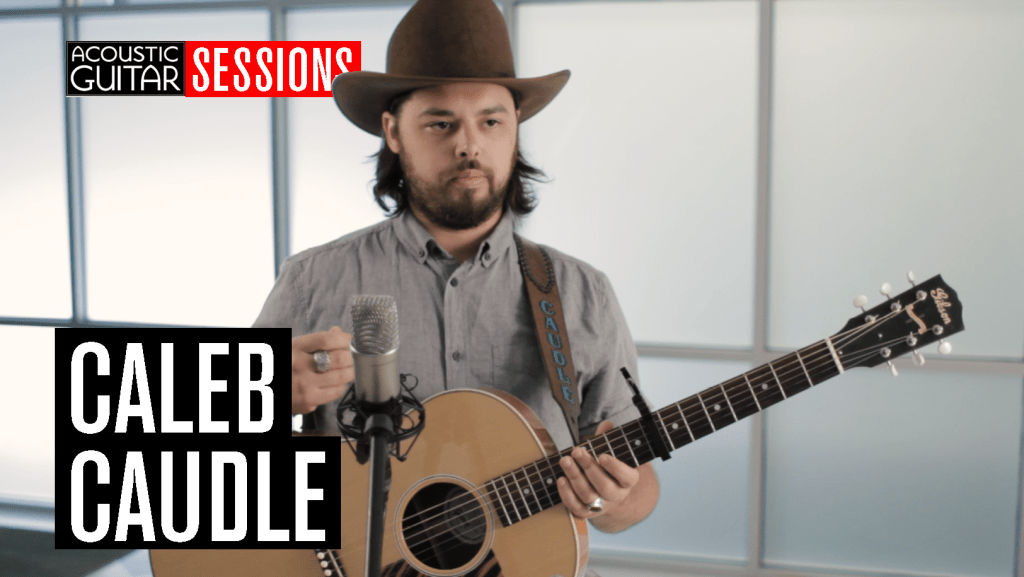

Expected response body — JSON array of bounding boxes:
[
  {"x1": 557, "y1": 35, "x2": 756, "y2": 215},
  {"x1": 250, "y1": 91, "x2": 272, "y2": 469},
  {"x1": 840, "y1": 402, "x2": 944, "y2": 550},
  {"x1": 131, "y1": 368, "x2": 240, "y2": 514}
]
[{"x1": 150, "y1": 274, "x2": 964, "y2": 577}]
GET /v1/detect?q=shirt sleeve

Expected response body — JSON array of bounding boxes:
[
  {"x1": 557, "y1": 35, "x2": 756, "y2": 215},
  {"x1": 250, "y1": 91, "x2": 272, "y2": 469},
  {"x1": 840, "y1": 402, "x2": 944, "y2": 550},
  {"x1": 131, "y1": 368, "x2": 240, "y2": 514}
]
[
  {"x1": 252, "y1": 257, "x2": 309, "y2": 337},
  {"x1": 252, "y1": 258, "x2": 341, "y2": 432},
  {"x1": 575, "y1": 270, "x2": 649, "y2": 439}
]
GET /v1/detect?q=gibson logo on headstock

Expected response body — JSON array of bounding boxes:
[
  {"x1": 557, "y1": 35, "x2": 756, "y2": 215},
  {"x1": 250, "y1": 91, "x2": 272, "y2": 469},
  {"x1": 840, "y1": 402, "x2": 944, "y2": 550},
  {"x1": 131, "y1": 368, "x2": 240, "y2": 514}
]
[{"x1": 931, "y1": 288, "x2": 954, "y2": 325}]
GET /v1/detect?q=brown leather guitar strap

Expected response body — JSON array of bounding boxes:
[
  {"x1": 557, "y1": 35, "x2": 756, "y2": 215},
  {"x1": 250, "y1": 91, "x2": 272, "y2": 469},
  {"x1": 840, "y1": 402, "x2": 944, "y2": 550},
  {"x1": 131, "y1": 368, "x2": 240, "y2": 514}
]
[{"x1": 513, "y1": 234, "x2": 581, "y2": 445}]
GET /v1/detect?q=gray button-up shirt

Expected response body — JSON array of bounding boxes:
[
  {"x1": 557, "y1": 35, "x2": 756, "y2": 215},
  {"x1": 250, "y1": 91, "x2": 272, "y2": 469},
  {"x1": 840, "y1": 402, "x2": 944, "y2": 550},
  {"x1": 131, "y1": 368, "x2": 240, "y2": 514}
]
[{"x1": 253, "y1": 209, "x2": 642, "y2": 450}]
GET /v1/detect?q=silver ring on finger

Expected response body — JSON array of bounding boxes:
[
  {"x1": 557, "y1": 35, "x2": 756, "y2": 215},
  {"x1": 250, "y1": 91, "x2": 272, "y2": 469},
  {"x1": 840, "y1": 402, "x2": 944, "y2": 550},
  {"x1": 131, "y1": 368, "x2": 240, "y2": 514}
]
[
  {"x1": 312, "y1": 350, "x2": 331, "y2": 373},
  {"x1": 586, "y1": 496, "x2": 605, "y2": 514}
]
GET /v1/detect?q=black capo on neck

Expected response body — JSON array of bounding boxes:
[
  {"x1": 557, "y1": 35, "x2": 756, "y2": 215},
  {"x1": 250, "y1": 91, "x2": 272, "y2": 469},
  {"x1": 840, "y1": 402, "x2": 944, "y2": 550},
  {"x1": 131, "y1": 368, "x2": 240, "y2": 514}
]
[{"x1": 620, "y1": 368, "x2": 672, "y2": 462}]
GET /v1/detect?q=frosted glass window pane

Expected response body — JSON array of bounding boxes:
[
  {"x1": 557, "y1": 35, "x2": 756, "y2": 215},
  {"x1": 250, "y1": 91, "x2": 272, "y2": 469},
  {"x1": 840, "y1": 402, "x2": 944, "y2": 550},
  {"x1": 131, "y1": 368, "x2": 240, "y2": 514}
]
[
  {"x1": 0, "y1": 326, "x2": 56, "y2": 501},
  {"x1": 517, "y1": 1, "x2": 758, "y2": 348},
  {"x1": 288, "y1": 6, "x2": 409, "y2": 254},
  {"x1": 79, "y1": 13, "x2": 274, "y2": 327},
  {"x1": 132, "y1": 0, "x2": 249, "y2": 4},
  {"x1": 763, "y1": 370, "x2": 1022, "y2": 576},
  {"x1": 769, "y1": 0, "x2": 1024, "y2": 359},
  {"x1": 0, "y1": 0, "x2": 57, "y2": 8},
  {"x1": 0, "y1": 18, "x2": 71, "y2": 319},
  {"x1": 590, "y1": 358, "x2": 750, "y2": 563}
]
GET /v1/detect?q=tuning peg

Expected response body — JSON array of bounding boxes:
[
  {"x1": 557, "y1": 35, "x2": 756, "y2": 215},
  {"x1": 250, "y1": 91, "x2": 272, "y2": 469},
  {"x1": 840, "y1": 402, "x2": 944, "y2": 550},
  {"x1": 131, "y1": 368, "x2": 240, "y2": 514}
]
[
  {"x1": 938, "y1": 340, "x2": 953, "y2": 355},
  {"x1": 853, "y1": 295, "x2": 868, "y2": 312},
  {"x1": 880, "y1": 282, "x2": 892, "y2": 297},
  {"x1": 887, "y1": 361, "x2": 898, "y2": 376},
  {"x1": 913, "y1": 351, "x2": 926, "y2": 366},
  {"x1": 907, "y1": 271, "x2": 916, "y2": 286}
]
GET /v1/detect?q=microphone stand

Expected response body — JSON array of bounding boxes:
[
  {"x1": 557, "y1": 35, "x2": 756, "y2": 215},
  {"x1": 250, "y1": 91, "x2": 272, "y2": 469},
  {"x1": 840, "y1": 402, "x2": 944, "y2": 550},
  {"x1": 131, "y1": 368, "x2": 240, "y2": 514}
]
[
  {"x1": 362, "y1": 411, "x2": 393, "y2": 577},
  {"x1": 337, "y1": 382, "x2": 425, "y2": 577},
  {"x1": 342, "y1": 295, "x2": 424, "y2": 577}
]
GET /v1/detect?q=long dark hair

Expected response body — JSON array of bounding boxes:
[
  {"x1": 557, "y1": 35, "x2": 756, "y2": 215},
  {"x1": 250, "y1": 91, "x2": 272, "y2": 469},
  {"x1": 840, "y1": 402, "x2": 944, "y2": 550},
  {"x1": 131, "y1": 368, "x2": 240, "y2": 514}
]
[{"x1": 371, "y1": 89, "x2": 547, "y2": 217}]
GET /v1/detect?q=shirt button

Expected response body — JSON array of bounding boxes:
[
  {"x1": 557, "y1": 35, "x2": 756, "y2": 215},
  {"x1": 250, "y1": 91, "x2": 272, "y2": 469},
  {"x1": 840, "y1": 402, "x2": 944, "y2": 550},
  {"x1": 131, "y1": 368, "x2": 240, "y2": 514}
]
[
  {"x1": 418, "y1": 249, "x2": 425, "y2": 258},
  {"x1": 483, "y1": 253, "x2": 491, "y2": 261},
  {"x1": 452, "y1": 351, "x2": 462, "y2": 361},
  {"x1": 450, "y1": 278, "x2": 458, "y2": 287}
]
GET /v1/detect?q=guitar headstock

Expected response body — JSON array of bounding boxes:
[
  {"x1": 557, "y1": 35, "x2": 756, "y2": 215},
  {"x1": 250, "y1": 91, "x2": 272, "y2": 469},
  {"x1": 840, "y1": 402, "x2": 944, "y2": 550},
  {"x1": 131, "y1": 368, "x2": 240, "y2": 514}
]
[{"x1": 833, "y1": 275, "x2": 964, "y2": 370}]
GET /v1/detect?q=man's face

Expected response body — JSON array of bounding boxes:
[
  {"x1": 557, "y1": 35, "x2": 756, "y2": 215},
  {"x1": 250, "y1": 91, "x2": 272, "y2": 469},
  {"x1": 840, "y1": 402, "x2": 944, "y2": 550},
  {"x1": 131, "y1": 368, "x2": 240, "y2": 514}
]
[{"x1": 382, "y1": 83, "x2": 519, "y2": 231}]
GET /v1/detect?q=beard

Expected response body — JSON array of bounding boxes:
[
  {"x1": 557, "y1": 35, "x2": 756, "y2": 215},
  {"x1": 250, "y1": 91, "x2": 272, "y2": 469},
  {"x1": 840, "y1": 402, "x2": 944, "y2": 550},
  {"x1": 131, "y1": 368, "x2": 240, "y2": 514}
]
[{"x1": 401, "y1": 155, "x2": 513, "y2": 231}]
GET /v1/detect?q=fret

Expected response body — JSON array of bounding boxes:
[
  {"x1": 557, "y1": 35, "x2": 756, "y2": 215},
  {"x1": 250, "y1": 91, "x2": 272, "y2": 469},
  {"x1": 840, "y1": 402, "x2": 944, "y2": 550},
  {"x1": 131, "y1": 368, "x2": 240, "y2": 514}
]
[
  {"x1": 510, "y1": 471, "x2": 534, "y2": 520},
  {"x1": 542, "y1": 456, "x2": 563, "y2": 505},
  {"x1": 506, "y1": 470, "x2": 525, "y2": 517},
  {"x1": 531, "y1": 460, "x2": 557, "y2": 509},
  {"x1": 795, "y1": 349, "x2": 814, "y2": 387},
  {"x1": 748, "y1": 365, "x2": 785, "y2": 408},
  {"x1": 489, "y1": 337, "x2": 854, "y2": 530},
  {"x1": 628, "y1": 422, "x2": 657, "y2": 465},
  {"x1": 768, "y1": 360, "x2": 787, "y2": 399},
  {"x1": 724, "y1": 377, "x2": 760, "y2": 420},
  {"x1": 661, "y1": 405, "x2": 692, "y2": 448},
  {"x1": 776, "y1": 352, "x2": 813, "y2": 397},
  {"x1": 637, "y1": 425, "x2": 658, "y2": 464},
  {"x1": 512, "y1": 467, "x2": 541, "y2": 516},
  {"x1": 599, "y1": 432, "x2": 618, "y2": 460},
  {"x1": 720, "y1": 383, "x2": 738, "y2": 421},
  {"x1": 656, "y1": 412, "x2": 677, "y2": 451},
  {"x1": 682, "y1": 397, "x2": 715, "y2": 440},
  {"x1": 497, "y1": 474, "x2": 523, "y2": 523},
  {"x1": 744, "y1": 373, "x2": 762, "y2": 411},
  {"x1": 486, "y1": 480, "x2": 512, "y2": 527},
  {"x1": 482, "y1": 307, "x2": 901, "y2": 528},
  {"x1": 700, "y1": 386, "x2": 736, "y2": 431},
  {"x1": 618, "y1": 427, "x2": 639, "y2": 467},
  {"x1": 623, "y1": 423, "x2": 647, "y2": 464},
  {"x1": 602, "y1": 431, "x2": 635, "y2": 463},
  {"x1": 696, "y1": 392, "x2": 717, "y2": 431},
  {"x1": 675, "y1": 402, "x2": 697, "y2": 444},
  {"x1": 808, "y1": 341, "x2": 843, "y2": 383}
]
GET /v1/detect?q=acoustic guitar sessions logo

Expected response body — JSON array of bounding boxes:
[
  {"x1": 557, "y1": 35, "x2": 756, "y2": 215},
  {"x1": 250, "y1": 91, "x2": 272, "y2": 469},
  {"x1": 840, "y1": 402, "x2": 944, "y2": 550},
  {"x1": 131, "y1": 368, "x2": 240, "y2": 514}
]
[
  {"x1": 66, "y1": 41, "x2": 361, "y2": 97},
  {"x1": 55, "y1": 328, "x2": 341, "y2": 549}
]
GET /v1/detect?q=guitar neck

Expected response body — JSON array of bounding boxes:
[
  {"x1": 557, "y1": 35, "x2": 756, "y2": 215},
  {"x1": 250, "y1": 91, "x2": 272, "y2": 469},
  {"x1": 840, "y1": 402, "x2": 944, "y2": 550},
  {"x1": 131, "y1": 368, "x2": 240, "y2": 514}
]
[{"x1": 484, "y1": 339, "x2": 844, "y2": 527}]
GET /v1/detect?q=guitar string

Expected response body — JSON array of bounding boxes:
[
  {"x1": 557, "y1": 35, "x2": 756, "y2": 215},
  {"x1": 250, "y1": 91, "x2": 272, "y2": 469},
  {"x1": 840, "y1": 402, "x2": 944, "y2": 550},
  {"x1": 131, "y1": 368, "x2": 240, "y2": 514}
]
[
  {"x1": 338, "y1": 338, "x2": 901, "y2": 563},
  {"x1": 398, "y1": 334, "x2": 887, "y2": 549},
  {"x1": 333, "y1": 308, "x2": 919, "y2": 558},
  {"x1": 400, "y1": 320, "x2": 926, "y2": 552},
  {"x1": 347, "y1": 329, "x2": 910, "y2": 557},
  {"x1": 397, "y1": 309, "x2": 895, "y2": 537},
  {"x1": 331, "y1": 306, "x2": 928, "y2": 558},
  {"x1": 655, "y1": 310, "x2": 918, "y2": 450},
  {"x1": 395, "y1": 306, "x2": 912, "y2": 544},
  {"x1": 396, "y1": 329, "x2": 919, "y2": 557},
  {"x1": 364, "y1": 331, "x2": 911, "y2": 559}
]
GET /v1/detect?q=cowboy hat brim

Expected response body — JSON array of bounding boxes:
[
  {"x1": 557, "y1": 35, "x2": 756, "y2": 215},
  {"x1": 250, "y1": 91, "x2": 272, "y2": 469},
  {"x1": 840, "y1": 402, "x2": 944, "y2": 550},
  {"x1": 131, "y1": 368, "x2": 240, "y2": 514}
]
[{"x1": 332, "y1": 69, "x2": 570, "y2": 137}]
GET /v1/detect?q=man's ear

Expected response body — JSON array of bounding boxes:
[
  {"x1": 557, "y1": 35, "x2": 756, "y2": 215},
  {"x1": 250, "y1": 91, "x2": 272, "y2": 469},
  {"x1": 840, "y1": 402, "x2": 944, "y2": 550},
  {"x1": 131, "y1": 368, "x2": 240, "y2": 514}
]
[{"x1": 382, "y1": 112, "x2": 401, "y2": 154}]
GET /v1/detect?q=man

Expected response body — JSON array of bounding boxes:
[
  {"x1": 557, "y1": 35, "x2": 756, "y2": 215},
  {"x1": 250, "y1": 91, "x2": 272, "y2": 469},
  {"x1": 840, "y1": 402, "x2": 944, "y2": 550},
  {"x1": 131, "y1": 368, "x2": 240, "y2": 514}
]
[{"x1": 253, "y1": 0, "x2": 659, "y2": 570}]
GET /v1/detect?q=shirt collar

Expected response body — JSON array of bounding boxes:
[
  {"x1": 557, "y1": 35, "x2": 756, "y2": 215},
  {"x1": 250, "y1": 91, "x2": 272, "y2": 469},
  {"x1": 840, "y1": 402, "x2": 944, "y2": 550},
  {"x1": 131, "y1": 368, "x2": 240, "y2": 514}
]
[
  {"x1": 391, "y1": 209, "x2": 516, "y2": 268},
  {"x1": 476, "y1": 209, "x2": 515, "y2": 268},
  {"x1": 393, "y1": 210, "x2": 437, "y2": 265}
]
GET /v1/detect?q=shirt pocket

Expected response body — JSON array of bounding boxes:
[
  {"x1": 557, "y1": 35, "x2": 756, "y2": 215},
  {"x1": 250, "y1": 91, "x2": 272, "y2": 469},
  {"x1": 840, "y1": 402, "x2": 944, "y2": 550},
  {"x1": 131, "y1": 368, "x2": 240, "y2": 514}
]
[{"x1": 489, "y1": 342, "x2": 546, "y2": 400}]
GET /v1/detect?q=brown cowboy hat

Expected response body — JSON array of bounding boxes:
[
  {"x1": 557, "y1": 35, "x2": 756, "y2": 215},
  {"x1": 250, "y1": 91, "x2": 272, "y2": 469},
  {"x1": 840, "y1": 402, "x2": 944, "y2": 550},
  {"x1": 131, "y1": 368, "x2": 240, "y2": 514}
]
[{"x1": 332, "y1": 0, "x2": 570, "y2": 136}]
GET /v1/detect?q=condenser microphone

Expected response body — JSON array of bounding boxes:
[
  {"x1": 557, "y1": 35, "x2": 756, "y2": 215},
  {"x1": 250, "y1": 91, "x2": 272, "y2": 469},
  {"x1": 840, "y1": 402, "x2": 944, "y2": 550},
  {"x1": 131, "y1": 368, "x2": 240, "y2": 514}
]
[
  {"x1": 344, "y1": 294, "x2": 411, "y2": 577},
  {"x1": 349, "y1": 294, "x2": 401, "y2": 405},
  {"x1": 336, "y1": 295, "x2": 423, "y2": 464}
]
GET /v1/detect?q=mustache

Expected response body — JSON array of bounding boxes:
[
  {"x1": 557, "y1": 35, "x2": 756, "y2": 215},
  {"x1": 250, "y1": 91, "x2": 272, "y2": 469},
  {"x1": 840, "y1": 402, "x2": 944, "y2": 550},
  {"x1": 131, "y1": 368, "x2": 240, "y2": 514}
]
[{"x1": 446, "y1": 159, "x2": 493, "y2": 180}]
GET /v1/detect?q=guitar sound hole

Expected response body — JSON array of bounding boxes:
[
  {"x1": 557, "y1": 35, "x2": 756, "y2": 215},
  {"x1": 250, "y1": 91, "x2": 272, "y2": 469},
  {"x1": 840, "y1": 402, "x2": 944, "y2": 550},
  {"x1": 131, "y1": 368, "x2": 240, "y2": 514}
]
[{"x1": 402, "y1": 482, "x2": 487, "y2": 571}]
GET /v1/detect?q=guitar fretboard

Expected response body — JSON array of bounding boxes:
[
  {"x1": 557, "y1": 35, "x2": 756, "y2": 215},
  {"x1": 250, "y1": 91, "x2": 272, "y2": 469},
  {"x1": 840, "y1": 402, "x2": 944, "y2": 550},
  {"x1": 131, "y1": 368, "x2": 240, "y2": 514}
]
[{"x1": 484, "y1": 340, "x2": 843, "y2": 527}]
